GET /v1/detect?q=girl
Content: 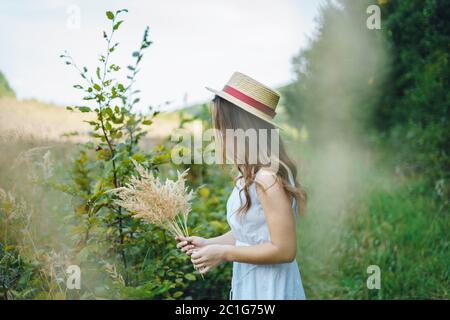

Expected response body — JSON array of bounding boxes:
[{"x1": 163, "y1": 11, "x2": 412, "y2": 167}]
[{"x1": 177, "y1": 72, "x2": 307, "y2": 300}]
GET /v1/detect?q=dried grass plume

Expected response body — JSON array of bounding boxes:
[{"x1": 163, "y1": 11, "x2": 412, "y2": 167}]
[{"x1": 108, "y1": 160, "x2": 194, "y2": 238}]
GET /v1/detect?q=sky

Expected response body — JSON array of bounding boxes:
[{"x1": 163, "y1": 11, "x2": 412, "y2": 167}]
[{"x1": 0, "y1": 0, "x2": 323, "y2": 111}]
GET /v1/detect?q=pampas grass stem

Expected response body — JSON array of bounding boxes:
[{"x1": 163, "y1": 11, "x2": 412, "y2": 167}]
[{"x1": 108, "y1": 160, "x2": 204, "y2": 277}]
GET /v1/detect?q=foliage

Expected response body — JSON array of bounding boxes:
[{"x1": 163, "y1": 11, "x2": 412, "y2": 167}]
[
  {"x1": 167, "y1": 102, "x2": 233, "y2": 299},
  {"x1": 56, "y1": 9, "x2": 207, "y2": 299},
  {"x1": 333, "y1": 176, "x2": 449, "y2": 299},
  {"x1": 0, "y1": 9, "x2": 222, "y2": 300},
  {"x1": 1, "y1": 2, "x2": 447, "y2": 300},
  {"x1": 298, "y1": 167, "x2": 449, "y2": 299},
  {"x1": 0, "y1": 9, "x2": 232, "y2": 300},
  {"x1": 283, "y1": 0, "x2": 449, "y2": 200},
  {"x1": 283, "y1": 0, "x2": 449, "y2": 299},
  {"x1": 0, "y1": 71, "x2": 15, "y2": 98},
  {"x1": 282, "y1": 0, "x2": 388, "y2": 144},
  {"x1": 374, "y1": 0, "x2": 449, "y2": 197}
]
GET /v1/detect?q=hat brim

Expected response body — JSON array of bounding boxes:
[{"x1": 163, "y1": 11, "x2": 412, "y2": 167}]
[{"x1": 205, "y1": 87, "x2": 281, "y2": 128}]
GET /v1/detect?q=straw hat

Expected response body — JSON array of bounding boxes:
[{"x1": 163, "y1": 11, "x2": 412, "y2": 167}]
[{"x1": 206, "y1": 72, "x2": 280, "y2": 127}]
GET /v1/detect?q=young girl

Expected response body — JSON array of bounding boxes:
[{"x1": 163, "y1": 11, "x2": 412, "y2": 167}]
[{"x1": 176, "y1": 72, "x2": 307, "y2": 300}]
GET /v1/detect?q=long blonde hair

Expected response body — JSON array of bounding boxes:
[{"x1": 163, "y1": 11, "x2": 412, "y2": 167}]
[{"x1": 211, "y1": 96, "x2": 307, "y2": 215}]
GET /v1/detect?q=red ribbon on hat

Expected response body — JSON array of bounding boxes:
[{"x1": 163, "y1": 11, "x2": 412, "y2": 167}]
[{"x1": 223, "y1": 85, "x2": 276, "y2": 118}]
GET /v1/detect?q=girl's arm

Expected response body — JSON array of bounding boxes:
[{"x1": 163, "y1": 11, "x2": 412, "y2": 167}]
[
  {"x1": 206, "y1": 230, "x2": 236, "y2": 245},
  {"x1": 191, "y1": 171, "x2": 297, "y2": 271}
]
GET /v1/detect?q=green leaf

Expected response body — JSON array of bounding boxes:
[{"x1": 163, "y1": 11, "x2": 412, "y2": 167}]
[
  {"x1": 66, "y1": 106, "x2": 73, "y2": 111},
  {"x1": 93, "y1": 84, "x2": 101, "y2": 91},
  {"x1": 112, "y1": 114, "x2": 124, "y2": 124},
  {"x1": 109, "y1": 64, "x2": 120, "y2": 72},
  {"x1": 96, "y1": 67, "x2": 101, "y2": 80},
  {"x1": 184, "y1": 274, "x2": 196, "y2": 281},
  {"x1": 113, "y1": 20, "x2": 123, "y2": 31},
  {"x1": 131, "y1": 153, "x2": 145, "y2": 162},
  {"x1": 106, "y1": 11, "x2": 114, "y2": 20},
  {"x1": 173, "y1": 291, "x2": 183, "y2": 298},
  {"x1": 111, "y1": 86, "x2": 117, "y2": 97},
  {"x1": 78, "y1": 106, "x2": 91, "y2": 113},
  {"x1": 142, "y1": 119, "x2": 153, "y2": 125},
  {"x1": 104, "y1": 107, "x2": 114, "y2": 118}
]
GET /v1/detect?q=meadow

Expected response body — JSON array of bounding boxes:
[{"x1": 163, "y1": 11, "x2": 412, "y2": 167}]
[
  {"x1": 1, "y1": 94, "x2": 447, "y2": 299},
  {"x1": 0, "y1": 0, "x2": 448, "y2": 300}
]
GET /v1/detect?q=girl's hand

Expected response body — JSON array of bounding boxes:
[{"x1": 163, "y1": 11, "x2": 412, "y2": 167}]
[
  {"x1": 190, "y1": 244, "x2": 228, "y2": 274},
  {"x1": 175, "y1": 236, "x2": 208, "y2": 256}
]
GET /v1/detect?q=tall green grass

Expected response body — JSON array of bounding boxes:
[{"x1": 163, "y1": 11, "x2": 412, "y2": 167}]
[{"x1": 298, "y1": 170, "x2": 449, "y2": 299}]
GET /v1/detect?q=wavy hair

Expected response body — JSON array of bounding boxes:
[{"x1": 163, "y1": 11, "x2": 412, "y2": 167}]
[{"x1": 211, "y1": 96, "x2": 307, "y2": 215}]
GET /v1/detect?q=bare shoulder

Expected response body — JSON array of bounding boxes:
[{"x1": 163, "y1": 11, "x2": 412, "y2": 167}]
[
  {"x1": 255, "y1": 168, "x2": 291, "y2": 210},
  {"x1": 255, "y1": 168, "x2": 280, "y2": 192}
]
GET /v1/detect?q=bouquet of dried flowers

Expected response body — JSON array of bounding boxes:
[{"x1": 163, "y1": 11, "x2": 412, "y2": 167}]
[{"x1": 108, "y1": 160, "x2": 193, "y2": 239}]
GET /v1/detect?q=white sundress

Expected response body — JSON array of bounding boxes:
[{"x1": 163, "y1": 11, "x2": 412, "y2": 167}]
[{"x1": 226, "y1": 171, "x2": 306, "y2": 300}]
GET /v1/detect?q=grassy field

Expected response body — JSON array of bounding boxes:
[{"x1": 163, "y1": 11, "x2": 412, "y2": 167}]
[
  {"x1": 0, "y1": 97, "x2": 93, "y2": 143},
  {"x1": 0, "y1": 97, "x2": 448, "y2": 300},
  {"x1": 0, "y1": 97, "x2": 187, "y2": 144},
  {"x1": 293, "y1": 139, "x2": 449, "y2": 299},
  {"x1": 298, "y1": 168, "x2": 448, "y2": 299}
]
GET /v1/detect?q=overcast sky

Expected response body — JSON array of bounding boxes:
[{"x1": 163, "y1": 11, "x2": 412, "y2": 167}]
[{"x1": 0, "y1": 0, "x2": 323, "y2": 111}]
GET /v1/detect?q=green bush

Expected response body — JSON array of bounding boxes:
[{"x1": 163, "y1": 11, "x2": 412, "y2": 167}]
[
  {"x1": 284, "y1": 0, "x2": 449, "y2": 198},
  {"x1": 0, "y1": 71, "x2": 15, "y2": 98},
  {"x1": 0, "y1": 9, "x2": 232, "y2": 300},
  {"x1": 374, "y1": 0, "x2": 449, "y2": 194},
  {"x1": 281, "y1": 0, "x2": 448, "y2": 299}
]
